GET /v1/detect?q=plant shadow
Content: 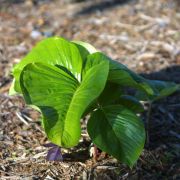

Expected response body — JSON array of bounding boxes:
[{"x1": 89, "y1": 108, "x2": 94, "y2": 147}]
[
  {"x1": 140, "y1": 65, "x2": 180, "y2": 150},
  {"x1": 141, "y1": 65, "x2": 180, "y2": 84},
  {"x1": 65, "y1": 65, "x2": 180, "y2": 161},
  {"x1": 63, "y1": 140, "x2": 91, "y2": 162}
]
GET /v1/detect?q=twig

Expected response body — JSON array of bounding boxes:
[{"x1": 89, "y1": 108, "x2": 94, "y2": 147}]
[
  {"x1": 21, "y1": 113, "x2": 33, "y2": 122},
  {"x1": 16, "y1": 112, "x2": 29, "y2": 126},
  {"x1": 96, "y1": 165, "x2": 119, "y2": 170},
  {"x1": 32, "y1": 151, "x2": 47, "y2": 159}
]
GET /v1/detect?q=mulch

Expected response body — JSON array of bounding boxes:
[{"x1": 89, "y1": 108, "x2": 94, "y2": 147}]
[{"x1": 0, "y1": 0, "x2": 180, "y2": 179}]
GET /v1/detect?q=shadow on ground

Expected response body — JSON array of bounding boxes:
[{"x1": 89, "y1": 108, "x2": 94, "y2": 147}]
[
  {"x1": 0, "y1": 0, "x2": 49, "y2": 5},
  {"x1": 65, "y1": 65, "x2": 180, "y2": 162},
  {"x1": 76, "y1": 0, "x2": 136, "y2": 15},
  {"x1": 140, "y1": 65, "x2": 180, "y2": 150},
  {"x1": 141, "y1": 65, "x2": 180, "y2": 84}
]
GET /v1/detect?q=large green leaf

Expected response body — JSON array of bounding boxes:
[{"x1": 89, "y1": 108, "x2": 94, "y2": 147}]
[
  {"x1": 118, "y1": 95, "x2": 144, "y2": 113},
  {"x1": 12, "y1": 37, "x2": 84, "y2": 93},
  {"x1": 87, "y1": 105, "x2": 145, "y2": 167},
  {"x1": 135, "y1": 80, "x2": 180, "y2": 101},
  {"x1": 72, "y1": 41, "x2": 98, "y2": 54},
  {"x1": 147, "y1": 80, "x2": 180, "y2": 101},
  {"x1": 98, "y1": 82, "x2": 122, "y2": 106},
  {"x1": 82, "y1": 83, "x2": 122, "y2": 117},
  {"x1": 97, "y1": 84, "x2": 144, "y2": 113},
  {"x1": 85, "y1": 52, "x2": 155, "y2": 96},
  {"x1": 20, "y1": 61, "x2": 109, "y2": 148}
]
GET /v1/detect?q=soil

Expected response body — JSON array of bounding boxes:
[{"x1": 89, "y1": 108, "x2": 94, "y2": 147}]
[{"x1": 0, "y1": 0, "x2": 180, "y2": 179}]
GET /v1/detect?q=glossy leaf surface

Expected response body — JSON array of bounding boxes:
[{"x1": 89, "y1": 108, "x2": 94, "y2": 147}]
[
  {"x1": 86, "y1": 52, "x2": 154, "y2": 96},
  {"x1": 12, "y1": 37, "x2": 84, "y2": 93},
  {"x1": 72, "y1": 41, "x2": 98, "y2": 54},
  {"x1": 118, "y1": 95, "x2": 144, "y2": 113},
  {"x1": 87, "y1": 105, "x2": 145, "y2": 167},
  {"x1": 20, "y1": 61, "x2": 109, "y2": 148}
]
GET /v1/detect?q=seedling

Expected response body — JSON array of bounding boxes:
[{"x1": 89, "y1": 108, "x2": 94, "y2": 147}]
[{"x1": 10, "y1": 37, "x2": 179, "y2": 167}]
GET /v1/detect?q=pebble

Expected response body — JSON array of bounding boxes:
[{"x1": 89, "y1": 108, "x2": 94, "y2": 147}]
[
  {"x1": 16, "y1": 44, "x2": 27, "y2": 53},
  {"x1": 30, "y1": 30, "x2": 42, "y2": 39}
]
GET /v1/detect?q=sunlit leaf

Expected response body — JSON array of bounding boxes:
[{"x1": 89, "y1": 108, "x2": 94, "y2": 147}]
[
  {"x1": 12, "y1": 37, "x2": 84, "y2": 93},
  {"x1": 86, "y1": 52, "x2": 155, "y2": 96},
  {"x1": 72, "y1": 40, "x2": 98, "y2": 54},
  {"x1": 20, "y1": 61, "x2": 109, "y2": 147},
  {"x1": 87, "y1": 105, "x2": 145, "y2": 167}
]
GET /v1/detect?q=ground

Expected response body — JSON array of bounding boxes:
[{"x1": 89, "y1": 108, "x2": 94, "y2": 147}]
[{"x1": 0, "y1": 0, "x2": 180, "y2": 179}]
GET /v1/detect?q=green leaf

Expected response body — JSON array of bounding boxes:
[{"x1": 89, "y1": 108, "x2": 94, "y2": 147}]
[
  {"x1": 12, "y1": 37, "x2": 84, "y2": 93},
  {"x1": 98, "y1": 82, "x2": 122, "y2": 106},
  {"x1": 147, "y1": 80, "x2": 180, "y2": 101},
  {"x1": 118, "y1": 95, "x2": 144, "y2": 113},
  {"x1": 135, "y1": 80, "x2": 180, "y2": 102},
  {"x1": 9, "y1": 79, "x2": 17, "y2": 95},
  {"x1": 85, "y1": 52, "x2": 154, "y2": 96},
  {"x1": 71, "y1": 42, "x2": 90, "y2": 63},
  {"x1": 87, "y1": 105, "x2": 145, "y2": 167},
  {"x1": 82, "y1": 83, "x2": 122, "y2": 117},
  {"x1": 20, "y1": 61, "x2": 109, "y2": 148},
  {"x1": 72, "y1": 41, "x2": 98, "y2": 54}
]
